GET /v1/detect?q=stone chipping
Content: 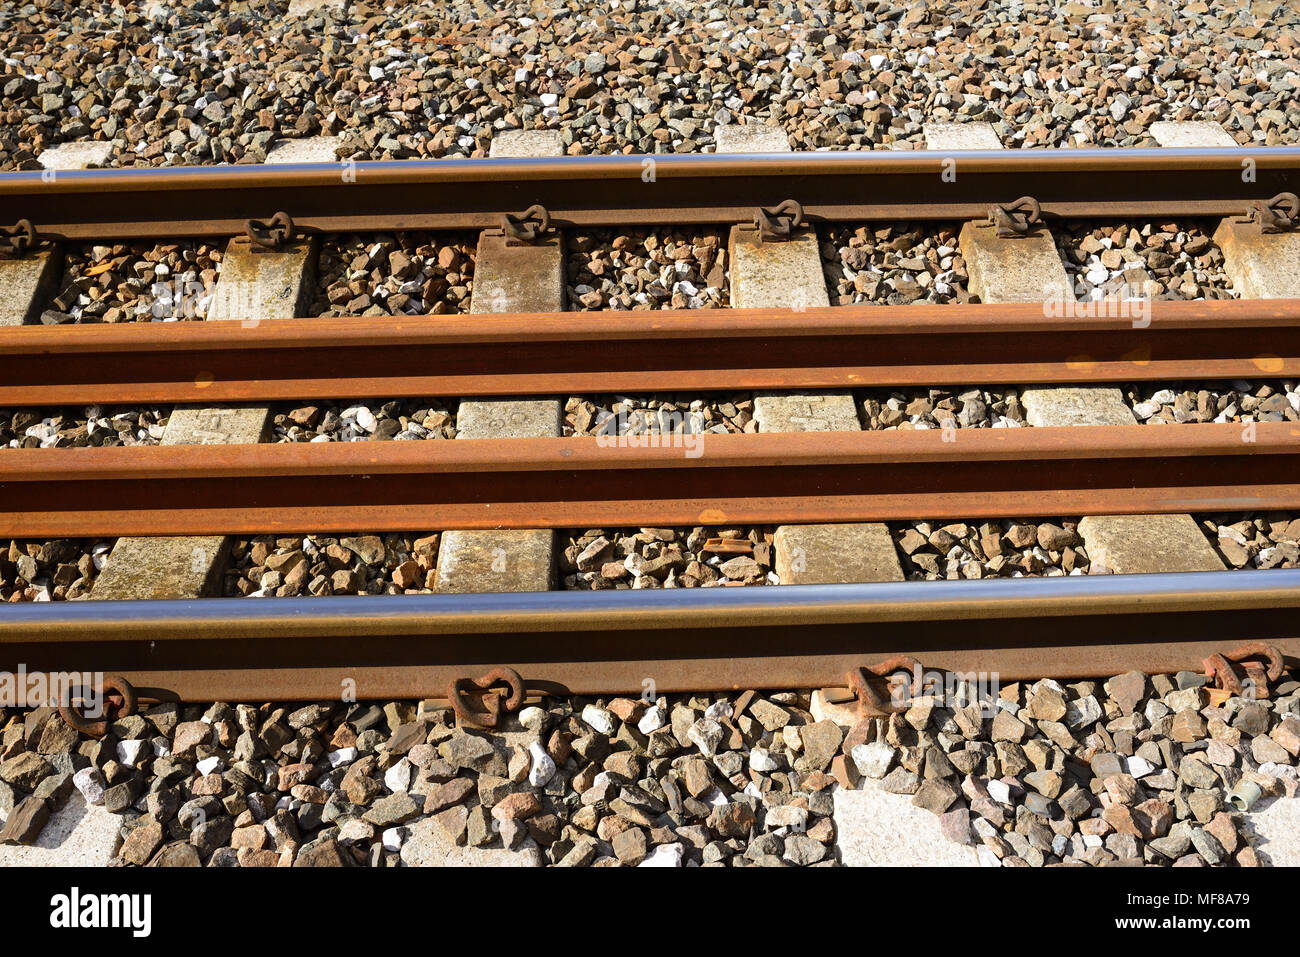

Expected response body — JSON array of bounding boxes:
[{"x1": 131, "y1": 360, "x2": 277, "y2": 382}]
[
  {"x1": 1126, "y1": 380, "x2": 1300, "y2": 424},
  {"x1": 821, "y1": 224, "x2": 967, "y2": 305},
  {"x1": 565, "y1": 230, "x2": 727, "y2": 310},
  {"x1": 308, "y1": 233, "x2": 476, "y2": 316},
  {"x1": 1053, "y1": 221, "x2": 1236, "y2": 301},
  {"x1": 0, "y1": 539, "x2": 113, "y2": 602},
  {"x1": 2, "y1": 663, "x2": 1296, "y2": 867},
  {"x1": 562, "y1": 527, "x2": 777, "y2": 589},
  {"x1": 37, "y1": 243, "x2": 223, "y2": 324},
  {"x1": 222, "y1": 533, "x2": 441, "y2": 597},
  {"x1": 6, "y1": 0, "x2": 1299, "y2": 172},
  {"x1": 892, "y1": 519, "x2": 1092, "y2": 580}
]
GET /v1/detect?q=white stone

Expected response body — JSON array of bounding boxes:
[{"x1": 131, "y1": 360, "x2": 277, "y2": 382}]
[
  {"x1": 638, "y1": 842, "x2": 685, "y2": 866},
  {"x1": 637, "y1": 704, "x2": 666, "y2": 734},
  {"x1": 195, "y1": 755, "x2": 222, "y2": 776},
  {"x1": 327, "y1": 747, "x2": 358, "y2": 767},
  {"x1": 704, "y1": 700, "x2": 733, "y2": 722},
  {"x1": 116, "y1": 739, "x2": 146, "y2": 766},
  {"x1": 384, "y1": 758, "x2": 412, "y2": 793},
  {"x1": 688, "y1": 718, "x2": 724, "y2": 756},
  {"x1": 339, "y1": 819, "x2": 374, "y2": 843},
  {"x1": 1126, "y1": 756, "x2": 1155, "y2": 778},
  {"x1": 518, "y1": 706, "x2": 546, "y2": 733},
  {"x1": 851, "y1": 741, "x2": 895, "y2": 779},
  {"x1": 976, "y1": 845, "x2": 1002, "y2": 867},
  {"x1": 72, "y1": 767, "x2": 106, "y2": 806},
  {"x1": 765, "y1": 805, "x2": 808, "y2": 830},
  {"x1": 987, "y1": 780, "x2": 1012, "y2": 804},
  {"x1": 749, "y1": 748, "x2": 778, "y2": 772},
  {"x1": 581, "y1": 704, "x2": 616, "y2": 736},
  {"x1": 1065, "y1": 695, "x2": 1102, "y2": 729},
  {"x1": 37, "y1": 141, "x2": 113, "y2": 170},
  {"x1": 528, "y1": 741, "x2": 556, "y2": 787},
  {"x1": 382, "y1": 826, "x2": 408, "y2": 851}
]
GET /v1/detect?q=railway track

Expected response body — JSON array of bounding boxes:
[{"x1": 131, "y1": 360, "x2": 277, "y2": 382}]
[{"x1": 1, "y1": 143, "x2": 1299, "y2": 717}]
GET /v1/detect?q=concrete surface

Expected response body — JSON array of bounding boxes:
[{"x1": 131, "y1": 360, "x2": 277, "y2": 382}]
[
  {"x1": 399, "y1": 815, "x2": 543, "y2": 866},
  {"x1": 456, "y1": 399, "x2": 563, "y2": 440},
  {"x1": 1149, "y1": 120, "x2": 1238, "y2": 148},
  {"x1": 729, "y1": 227, "x2": 830, "y2": 311},
  {"x1": 753, "y1": 392, "x2": 861, "y2": 432},
  {"x1": 1079, "y1": 514, "x2": 1226, "y2": 574},
  {"x1": 438, "y1": 130, "x2": 565, "y2": 595},
  {"x1": 0, "y1": 248, "x2": 62, "y2": 326},
  {"x1": 714, "y1": 123, "x2": 792, "y2": 153},
  {"x1": 834, "y1": 783, "x2": 981, "y2": 866},
  {"x1": 923, "y1": 121, "x2": 1003, "y2": 151},
  {"x1": 489, "y1": 129, "x2": 564, "y2": 158},
  {"x1": 1214, "y1": 218, "x2": 1300, "y2": 301},
  {"x1": 0, "y1": 792, "x2": 120, "y2": 866},
  {"x1": 265, "y1": 136, "x2": 344, "y2": 164},
  {"x1": 37, "y1": 141, "x2": 112, "y2": 170},
  {"x1": 774, "y1": 523, "x2": 905, "y2": 584},
  {"x1": 1243, "y1": 796, "x2": 1300, "y2": 867},
  {"x1": 94, "y1": 236, "x2": 314, "y2": 601},
  {"x1": 959, "y1": 221, "x2": 1073, "y2": 304},
  {"x1": 1020, "y1": 386, "x2": 1136, "y2": 427}
]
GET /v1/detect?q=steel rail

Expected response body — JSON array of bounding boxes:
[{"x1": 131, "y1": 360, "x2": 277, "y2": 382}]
[
  {"x1": 1, "y1": 571, "x2": 1296, "y2": 700},
  {"x1": 3, "y1": 147, "x2": 1299, "y2": 239},
  {"x1": 2, "y1": 299, "x2": 1299, "y2": 405},
  {"x1": 1, "y1": 423, "x2": 1297, "y2": 537}
]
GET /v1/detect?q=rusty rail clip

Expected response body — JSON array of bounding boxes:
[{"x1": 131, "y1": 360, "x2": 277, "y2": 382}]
[
  {"x1": 753, "y1": 199, "x2": 804, "y2": 241},
  {"x1": 824, "y1": 655, "x2": 923, "y2": 718},
  {"x1": 1249, "y1": 192, "x2": 1300, "y2": 233},
  {"x1": 501, "y1": 204, "x2": 551, "y2": 244},
  {"x1": 244, "y1": 211, "x2": 296, "y2": 250},
  {"x1": 1203, "y1": 642, "x2": 1285, "y2": 702},
  {"x1": 58, "y1": 674, "x2": 138, "y2": 739},
  {"x1": 3, "y1": 219, "x2": 38, "y2": 256},
  {"x1": 448, "y1": 666, "x2": 525, "y2": 728},
  {"x1": 988, "y1": 196, "x2": 1043, "y2": 238}
]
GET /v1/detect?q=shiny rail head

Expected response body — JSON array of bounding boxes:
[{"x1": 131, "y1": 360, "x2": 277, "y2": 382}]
[
  {"x1": 4, "y1": 145, "x2": 1300, "y2": 190},
  {"x1": 1, "y1": 568, "x2": 1298, "y2": 637}
]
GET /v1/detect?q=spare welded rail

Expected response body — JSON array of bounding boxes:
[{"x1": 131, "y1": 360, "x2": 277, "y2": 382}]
[
  {"x1": 1, "y1": 423, "x2": 1297, "y2": 537},
  {"x1": 1, "y1": 571, "x2": 1297, "y2": 700},
  {"x1": 2, "y1": 299, "x2": 1299, "y2": 405},
  {"x1": 3, "y1": 147, "x2": 1299, "y2": 239}
]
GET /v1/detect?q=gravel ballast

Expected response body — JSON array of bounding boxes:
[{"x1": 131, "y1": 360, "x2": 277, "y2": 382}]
[
  {"x1": 270, "y1": 400, "x2": 457, "y2": 442},
  {"x1": 223, "y1": 533, "x2": 440, "y2": 598},
  {"x1": 38, "y1": 243, "x2": 223, "y2": 324},
  {"x1": 565, "y1": 230, "x2": 727, "y2": 310},
  {"x1": 893, "y1": 519, "x2": 1092, "y2": 580},
  {"x1": 2, "y1": 663, "x2": 1295, "y2": 867},
  {"x1": 6, "y1": 1, "x2": 1298, "y2": 171},
  {"x1": 0, "y1": 539, "x2": 113, "y2": 602},
  {"x1": 1126, "y1": 381, "x2": 1300, "y2": 424},
  {"x1": 822, "y1": 224, "x2": 967, "y2": 305},
  {"x1": 308, "y1": 233, "x2": 476, "y2": 316},
  {"x1": 1053, "y1": 221, "x2": 1236, "y2": 301},
  {"x1": 563, "y1": 526, "x2": 776, "y2": 589},
  {"x1": 1201, "y1": 513, "x2": 1300, "y2": 569},
  {"x1": 3, "y1": 406, "x2": 169, "y2": 449}
]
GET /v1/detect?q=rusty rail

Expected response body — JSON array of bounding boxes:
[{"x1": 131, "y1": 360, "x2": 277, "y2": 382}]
[
  {"x1": 0, "y1": 571, "x2": 1297, "y2": 701},
  {"x1": 3, "y1": 146, "x2": 1299, "y2": 239},
  {"x1": 0, "y1": 423, "x2": 1296, "y2": 537},
  {"x1": 2, "y1": 299, "x2": 1299, "y2": 405}
]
